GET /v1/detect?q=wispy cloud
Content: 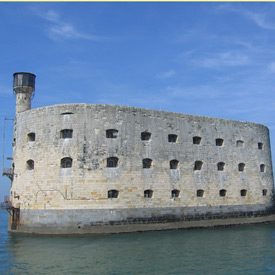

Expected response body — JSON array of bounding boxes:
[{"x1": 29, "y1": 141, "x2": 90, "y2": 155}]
[
  {"x1": 268, "y1": 62, "x2": 275, "y2": 73},
  {"x1": 156, "y1": 70, "x2": 176, "y2": 79},
  {"x1": 217, "y1": 4, "x2": 275, "y2": 30},
  {"x1": 34, "y1": 9, "x2": 105, "y2": 41},
  {"x1": 196, "y1": 51, "x2": 249, "y2": 69}
]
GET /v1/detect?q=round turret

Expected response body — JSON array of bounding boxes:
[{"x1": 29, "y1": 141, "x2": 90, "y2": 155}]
[{"x1": 13, "y1": 72, "x2": 36, "y2": 114}]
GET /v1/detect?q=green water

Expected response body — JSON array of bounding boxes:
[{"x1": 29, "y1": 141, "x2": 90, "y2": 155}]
[{"x1": 0, "y1": 211, "x2": 275, "y2": 274}]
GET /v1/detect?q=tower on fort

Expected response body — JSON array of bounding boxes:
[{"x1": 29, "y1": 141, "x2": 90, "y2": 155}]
[{"x1": 13, "y1": 72, "x2": 36, "y2": 114}]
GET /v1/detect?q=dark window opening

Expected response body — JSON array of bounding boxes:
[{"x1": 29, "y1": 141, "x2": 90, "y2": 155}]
[
  {"x1": 241, "y1": 189, "x2": 247, "y2": 197},
  {"x1": 171, "y1": 189, "x2": 180, "y2": 198},
  {"x1": 107, "y1": 157, "x2": 118, "y2": 168},
  {"x1": 219, "y1": 189, "x2": 227, "y2": 197},
  {"x1": 170, "y1": 159, "x2": 179, "y2": 169},
  {"x1": 108, "y1": 190, "x2": 119, "y2": 199},
  {"x1": 193, "y1": 136, "x2": 201, "y2": 145},
  {"x1": 60, "y1": 129, "x2": 73, "y2": 139},
  {"x1": 194, "y1": 161, "x2": 203, "y2": 171},
  {"x1": 258, "y1": 142, "x2": 263, "y2": 150},
  {"x1": 263, "y1": 189, "x2": 267, "y2": 196},
  {"x1": 26, "y1": 159, "x2": 34, "y2": 170},
  {"x1": 168, "y1": 134, "x2": 178, "y2": 143},
  {"x1": 143, "y1": 158, "x2": 152, "y2": 169},
  {"x1": 141, "y1": 132, "x2": 151, "y2": 141},
  {"x1": 61, "y1": 157, "x2": 73, "y2": 168},
  {"x1": 238, "y1": 163, "x2": 245, "y2": 172},
  {"x1": 61, "y1": 112, "x2": 73, "y2": 115},
  {"x1": 236, "y1": 140, "x2": 244, "y2": 148},
  {"x1": 106, "y1": 129, "x2": 118, "y2": 139},
  {"x1": 260, "y1": 164, "x2": 265, "y2": 172},
  {"x1": 27, "y1": 132, "x2": 35, "y2": 142},
  {"x1": 197, "y1": 189, "x2": 204, "y2": 197},
  {"x1": 217, "y1": 162, "x2": 225, "y2": 171},
  {"x1": 216, "y1": 138, "x2": 224, "y2": 146},
  {"x1": 144, "y1": 189, "x2": 153, "y2": 198}
]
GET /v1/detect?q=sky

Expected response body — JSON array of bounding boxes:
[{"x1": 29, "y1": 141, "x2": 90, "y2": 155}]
[{"x1": 1, "y1": 2, "x2": 275, "y2": 199}]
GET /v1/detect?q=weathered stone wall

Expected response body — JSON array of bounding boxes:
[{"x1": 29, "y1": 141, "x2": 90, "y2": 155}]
[{"x1": 9, "y1": 103, "x2": 274, "y2": 232}]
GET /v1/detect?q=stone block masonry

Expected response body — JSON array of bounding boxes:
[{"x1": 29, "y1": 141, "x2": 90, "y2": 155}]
[{"x1": 8, "y1": 103, "x2": 275, "y2": 234}]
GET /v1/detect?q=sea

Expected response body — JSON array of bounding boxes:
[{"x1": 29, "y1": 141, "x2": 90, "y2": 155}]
[{"x1": 0, "y1": 210, "x2": 275, "y2": 275}]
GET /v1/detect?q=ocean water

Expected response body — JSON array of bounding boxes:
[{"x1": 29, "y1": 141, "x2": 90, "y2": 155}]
[{"x1": 0, "y1": 211, "x2": 275, "y2": 275}]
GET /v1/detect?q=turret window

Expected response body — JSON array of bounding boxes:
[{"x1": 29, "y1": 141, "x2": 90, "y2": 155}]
[
  {"x1": 61, "y1": 157, "x2": 73, "y2": 168},
  {"x1": 240, "y1": 189, "x2": 247, "y2": 197},
  {"x1": 144, "y1": 189, "x2": 153, "y2": 198},
  {"x1": 260, "y1": 164, "x2": 266, "y2": 172},
  {"x1": 216, "y1": 138, "x2": 224, "y2": 146},
  {"x1": 217, "y1": 162, "x2": 225, "y2": 171},
  {"x1": 27, "y1": 132, "x2": 35, "y2": 142},
  {"x1": 262, "y1": 189, "x2": 267, "y2": 196},
  {"x1": 193, "y1": 136, "x2": 201, "y2": 145},
  {"x1": 197, "y1": 189, "x2": 204, "y2": 197},
  {"x1": 171, "y1": 189, "x2": 180, "y2": 198},
  {"x1": 170, "y1": 159, "x2": 179, "y2": 169},
  {"x1": 143, "y1": 158, "x2": 152, "y2": 169},
  {"x1": 141, "y1": 132, "x2": 151, "y2": 141},
  {"x1": 106, "y1": 129, "x2": 118, "y2": 139},
  {"x1": 258, "y1": 142, "x2": 263, "y2": 150},
  {"x1": 60, "y1": 129, "x2": 73, "y2": 139},
  {"x1": 219, "y1": 189, "x2": 227, "y2": 197},
  {"x1": 108, "y1": 190, "x2": 119, "y2": 199},
  {"x1": 26, "y1": 159, "x2": 34, "y2": 170},
  {"x1": 168, "y1": 134, "x2": 178, "y2": 143},
  {"x1": 107, "y1": 157, "x2": 118, "y2": 168},
  {"x1": 238, "y1": 163, "x2": 245, "y2": 172},
  {"x1": 194, "y1": 161, "x2": 203, "y2": 171}
]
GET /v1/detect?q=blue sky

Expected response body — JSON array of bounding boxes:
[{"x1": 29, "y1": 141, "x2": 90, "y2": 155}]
[{"x1": 1, "y1": 2, "x2": 275, "y2": 199}]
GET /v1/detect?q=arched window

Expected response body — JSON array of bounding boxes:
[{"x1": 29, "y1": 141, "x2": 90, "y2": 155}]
[
  {"x1": 141, "y1": 132, "x2": 151, "y2": 141},
  {"x1": 144, "y1": 189, "x2": 153, "y2": 198},
  {"x1": 238, "y1": 163, "x2": 245, "y2": 172},
  {"x1": 193, "y1": 136, "x2": 201, "y2": 145},
  {"x1": 236, "y1": 140, "x2": 244, "y2": 148},
  {"x1": 106, "y1": 129, "x2": 118, "y2": 139},
  {"x1": 240, "y1": 189, "x2": 247, "y2": 197},
  {"x1": 194, "y1": 161, "x2": 203, "y2": 171},
  {"x1": 107, "y1": 157, "x2": 118, "y2": 168},
  {"x1": 61, "y1": 157, "x2": 72, "y2": 168},
  {"x1": 219, "y1": 189, "x2": 226, "y2": 197},
  {"x1": 258, "y1": 142, "x2": 263, "y2": 150},
  {"x1": 197, "y1": 189, "x2": 204, "y2": 197},
  {"x1": 260, "y1": 164, "x2": 265, "y2": 172},
  {"x1": 170, "y1": 159, "x2": 179, "y2": 169},
  {"x1": 217, "y1": 162, "x2": 225, "y2": 171},
  {"x1": 27, "y1": 132, "x2": 35, "y2": 142},
  {"x1": 216, "y1": 138, "x2": 224, "y2": 146},
  {"x1": 171, "y1": 189, "x2": 180, "y2": 198},
  {"x1": 108, "y1": 190, "x2": 119, "y2": 199},
  {"x1": 168, "y1": 134, "x2": 177, "y2": 143},
  {"x1": 26, "y1": 159, "x2": 34, "y2": 170},
  {"x1": 262, "y1": 189, "x2": 267, "y2": 196},
  {"x1": 60, "y1": 129, "x2": 73, "y2": 139},
  {"x1": 143, "y1": 158, "x2": 152, "y2": 169}
]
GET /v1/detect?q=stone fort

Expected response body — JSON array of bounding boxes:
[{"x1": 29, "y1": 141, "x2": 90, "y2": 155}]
[{"x1": 3, "y1": 72, "x2": 275, "y2": 234}]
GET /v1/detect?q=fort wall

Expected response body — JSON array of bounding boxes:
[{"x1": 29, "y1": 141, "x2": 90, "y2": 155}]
[{"x1": 9, "y1": 103, "x2": 274, "y2": 233}]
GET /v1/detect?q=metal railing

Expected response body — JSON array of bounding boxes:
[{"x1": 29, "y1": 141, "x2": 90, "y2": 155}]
[
  {"x1": 1, "y1": 196, "x2": 11, "y2": 210},
  {"x1": 2, "y1": 168, "x2": 13, "y2": 180}
]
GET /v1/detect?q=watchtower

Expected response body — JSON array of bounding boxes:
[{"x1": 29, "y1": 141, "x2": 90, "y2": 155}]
[{"x1": 13, "y1": 72, "x2": 36, "y2": 114}]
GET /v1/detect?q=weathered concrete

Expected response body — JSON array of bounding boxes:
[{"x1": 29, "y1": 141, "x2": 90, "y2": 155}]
[{"x1": 8, "y1": 103, "x2": 275, "y2": 234}]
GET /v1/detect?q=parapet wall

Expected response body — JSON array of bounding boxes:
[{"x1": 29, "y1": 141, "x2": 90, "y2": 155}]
[{"x1": 11, "y1": 104, "x2": 274, "y2": 214}]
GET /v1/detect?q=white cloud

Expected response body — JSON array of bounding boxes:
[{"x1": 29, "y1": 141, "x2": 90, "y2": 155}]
[
  {"x1": 34, "y1": 9, "x2": 105, "y2": 41},
  {"x1": 197, "y1": 51, "x2": 249, "y2": 69},
  {"x1": 156, "y1": 70, "x2": 176, "y2": 79}
]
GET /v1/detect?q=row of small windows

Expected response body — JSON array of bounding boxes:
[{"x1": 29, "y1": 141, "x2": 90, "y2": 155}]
[
  {"x1": 107, "y1": 189, "x2": 268, "y2": 198},
  {"x1": 25, "y1": 130, "x2": 264, "y2": 149},
  {"x1": 25, "y1": 158, "x2": 266, "y2": 173}
]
